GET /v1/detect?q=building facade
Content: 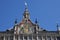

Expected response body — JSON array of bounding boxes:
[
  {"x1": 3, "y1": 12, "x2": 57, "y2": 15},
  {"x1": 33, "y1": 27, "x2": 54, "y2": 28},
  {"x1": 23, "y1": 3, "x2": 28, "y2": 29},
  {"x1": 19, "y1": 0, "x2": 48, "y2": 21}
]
[{"x1": 0, "y1": 3, "x2": 60, "y2": 40}]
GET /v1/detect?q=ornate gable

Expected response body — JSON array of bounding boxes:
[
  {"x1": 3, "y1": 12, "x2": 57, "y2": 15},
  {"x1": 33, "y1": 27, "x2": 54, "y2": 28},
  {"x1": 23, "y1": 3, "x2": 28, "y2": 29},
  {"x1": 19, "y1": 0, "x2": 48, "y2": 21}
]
[{"x1": 14, "y1": 2, "x2": 41, "y2": 35}]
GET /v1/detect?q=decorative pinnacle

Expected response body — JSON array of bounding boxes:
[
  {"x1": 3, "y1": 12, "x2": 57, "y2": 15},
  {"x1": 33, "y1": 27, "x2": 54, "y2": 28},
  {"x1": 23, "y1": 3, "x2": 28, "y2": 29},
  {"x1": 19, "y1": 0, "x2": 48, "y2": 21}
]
[
  {"x1": 24, "y1": 1, "x2": 28, "y2": 8},
  {"x1": 25, "y1": 1, "x2": 27, "y2": 6}
]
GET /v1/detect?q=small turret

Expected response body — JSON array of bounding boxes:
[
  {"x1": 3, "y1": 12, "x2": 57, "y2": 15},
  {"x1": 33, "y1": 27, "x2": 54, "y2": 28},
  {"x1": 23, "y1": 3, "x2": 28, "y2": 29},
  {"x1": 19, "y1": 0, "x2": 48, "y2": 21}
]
[
  {"x1": 34, "y1": 18, "x2": 39, "y2": 34},
  {"x1": 56, "y1": 24, "x2": 60, "y2": 34},
  {"x1": 14, "y1": 19, "x2": 18, "y2": 34},
  {"x1": 35, "y1": 18, "x2": 38, "y2": 24},
  {"x1": 57, "y1": 24, "x2": 59, "y2": 31},
  {"x1": 15, "y1": 19, "x2": 17, "y2": 24}
]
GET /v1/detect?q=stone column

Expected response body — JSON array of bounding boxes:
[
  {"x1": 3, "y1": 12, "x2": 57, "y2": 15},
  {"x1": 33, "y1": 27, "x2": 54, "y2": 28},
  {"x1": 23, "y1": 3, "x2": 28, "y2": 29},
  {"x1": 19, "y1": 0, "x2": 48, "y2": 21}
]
[
  {"x1": 42, "y1": 36, "x2": 46, "y2": 40},
  {"x1": 23, "y1": 35, "x2": 24, "y2": 40},
  {"x1": 51, "y1": 37, "x2": 52, "y2": 40},
  {"x1": 3, "y1": 36, "x2": 5, "y2": 40},
  {"x1": 51, "y1": 36, "x2": 53, "y2": 40},
  {"x1": 42, "y1": 36, "x2": 44, "y2": 40},
  {"x1": 18, "y1": 35, "x2": 20, "y2": 40},
  {"x1": 45, "y1": 36, "x2": 47, "y2": 40},
  {"x1": 56, "y1": 37, "x2": 57, "y2": 40},
  {"x1": 51, "y1": 36, "x2": 57, "y2": 40},
  {"x1": 13, "y1": 35, "x2": 15, "y2": 40},
  {"x1": 27, "y1": 36, "x2": 29, "y2": 40},
  {"x1": 32, "y1": 34, "x2": 33, "y2": 40},
  {"x1": 37, "y1": 35, "x2": 38, "y2": 40},
  {"x1": 8, "y1": 36, "x2": 10, "y2": 40}
]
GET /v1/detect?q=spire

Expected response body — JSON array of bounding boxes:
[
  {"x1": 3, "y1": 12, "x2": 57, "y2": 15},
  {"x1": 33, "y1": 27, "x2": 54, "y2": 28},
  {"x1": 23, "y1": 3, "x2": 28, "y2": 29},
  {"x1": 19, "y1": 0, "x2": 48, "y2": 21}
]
[
  {"x1": 24, "y1": 1, "x2": 29, "y2": 13},
  {"x1": 23, "y1": 1, "x2": 30, "y2": 19}
]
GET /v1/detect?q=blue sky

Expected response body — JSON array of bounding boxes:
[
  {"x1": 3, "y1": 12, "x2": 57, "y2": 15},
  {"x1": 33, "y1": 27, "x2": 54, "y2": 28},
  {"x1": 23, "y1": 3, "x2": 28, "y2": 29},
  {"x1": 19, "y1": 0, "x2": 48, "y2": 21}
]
[{"x1": 0, "y1": 0, "x2": 60, "y2": 31}]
